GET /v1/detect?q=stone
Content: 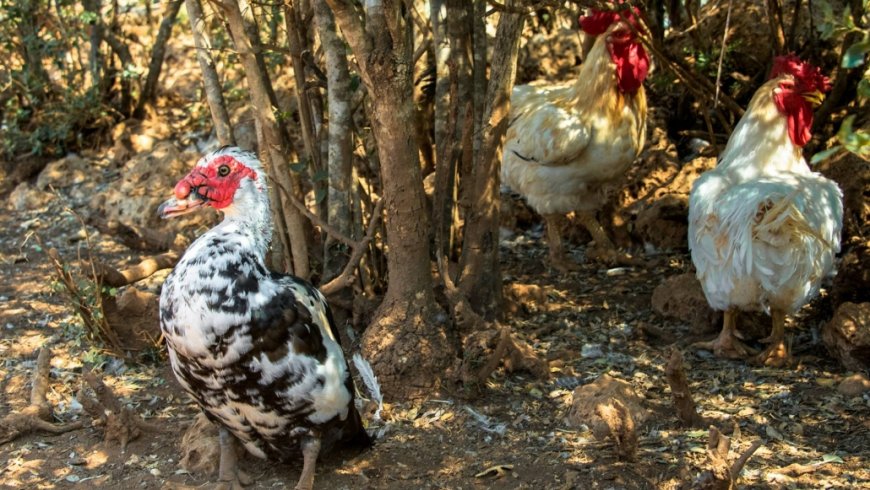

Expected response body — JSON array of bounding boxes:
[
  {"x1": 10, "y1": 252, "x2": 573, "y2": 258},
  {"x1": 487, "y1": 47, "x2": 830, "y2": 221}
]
[{"x1": 822, "y1": 302, "x2": 870, "y2": 372}]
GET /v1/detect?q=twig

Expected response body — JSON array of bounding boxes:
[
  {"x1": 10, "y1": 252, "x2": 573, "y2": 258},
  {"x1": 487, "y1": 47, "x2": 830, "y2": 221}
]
[
  {"x1": 713, "y1": 0, "x2": 733, "y2": 110},
  {"x1": 320, "y1": 199, "x2": 385, "y2": 296},
  {"x1": 45, "y1": 247, "x2": 124, "y2": 356}
]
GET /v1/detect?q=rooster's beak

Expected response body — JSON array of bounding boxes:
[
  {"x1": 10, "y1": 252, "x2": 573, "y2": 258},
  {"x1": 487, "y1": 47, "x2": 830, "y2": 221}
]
[
  {"x1": 802, "y1": 90, "x2": 825, "y2": 107},
  {"x1": 158, "y1": 195, "x2": 206, "y2": 219}
]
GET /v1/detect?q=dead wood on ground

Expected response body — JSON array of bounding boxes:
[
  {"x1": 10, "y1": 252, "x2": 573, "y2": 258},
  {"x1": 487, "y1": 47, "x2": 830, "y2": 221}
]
[
  {"x1": 682, "y1": 426, "x2": 763, "y2": 489},
  {"x1": 0, "y1": 348, "x2": 83, "y2": 444},
  {"x1": 78, "y1": 369, "x2": 170, "y2": 451},
  {"x1": 91, "y1": 251, "x2": 179, "y2": 287},
  {"x1": 666, "y1": 349, "x2": 706, "y2": 427}
]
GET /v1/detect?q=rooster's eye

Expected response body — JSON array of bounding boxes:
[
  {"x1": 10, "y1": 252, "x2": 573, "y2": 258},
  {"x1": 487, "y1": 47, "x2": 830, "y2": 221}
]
[{"x1": 218, "y1": 165, "x2": 231, "y2": 177}]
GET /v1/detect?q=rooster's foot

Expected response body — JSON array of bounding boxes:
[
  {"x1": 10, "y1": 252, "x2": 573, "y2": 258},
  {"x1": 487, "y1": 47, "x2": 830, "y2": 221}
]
[
  {"x1": 692, "y1": 332, "x2": 756, "y2": 359},
  {"x1": 753, "y1": 340, "x2": 791, "y2": 367}
]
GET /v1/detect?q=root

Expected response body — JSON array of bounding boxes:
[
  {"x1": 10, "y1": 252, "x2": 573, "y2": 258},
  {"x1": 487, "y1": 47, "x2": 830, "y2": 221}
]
[
  {"x1": 91, "y1": 251, "x2": 179, "y2": 287},
  {"x1": 0, "y1": 348, "x2": 84, "y2": 445},
  {"x1": 665, "y1": 349, "x2": 705, "y2": 427},
  {"x1": 475, "y1": 327, "x2": 549, "y2": 383},
  {"x1": 78, "y1": 369, "x2": 170, "y2": 452},
  {"x1": 682, "y1": 426, "x2": 763, "y2": 489}
]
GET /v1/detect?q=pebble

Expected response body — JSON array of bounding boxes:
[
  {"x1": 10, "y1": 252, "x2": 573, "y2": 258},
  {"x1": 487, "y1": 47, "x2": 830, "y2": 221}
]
[
  {"x1": 580, "y1": 343, "x2": 603, "y2": 359},
  {"x1": 837, "y1": 373, "x2": 870, "y2": 397}
]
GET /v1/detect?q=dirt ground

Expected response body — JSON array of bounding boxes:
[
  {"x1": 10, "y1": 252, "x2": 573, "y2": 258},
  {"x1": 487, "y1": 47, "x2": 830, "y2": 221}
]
[
  {"x1": 1, "y1": 184, "x2": 868, "y2": 489},
  {"x1": 1, "y1": 3, "x2": 868, "y2": 487}
]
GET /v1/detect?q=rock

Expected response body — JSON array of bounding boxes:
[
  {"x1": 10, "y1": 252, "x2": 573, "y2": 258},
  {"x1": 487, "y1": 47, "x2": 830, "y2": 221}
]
[
  {"x1": 837, "y1": 373, "x2": 870, "y2": 397},
  {"x1": 651, "y1": 273, "x2": 720, "y2": 334},
  {"x1": 818, "y1": 153, "x2": 869, "y2": 242},
  {"x1": 503, "y1": 283, "x2": 549, "y2": 315},
  {"x1": 103, "y1": 288, "x2": 161, "y2": 352},
  {"x1": 632, "y1": 156, "x2": 716, "y2": 250},
  {"x1": 568, "y1": 374, "x2": 648, "y2": 429},
  {"x1": 822, "y1": 302, "x2": 870, "y2": 372},
  {"x1": 35, "y1": 154, "x2": 90, "y2": 190},
  {"x1": 831, "y1": 241, "x2": 870, "y2": 306},
  {"x1": 90, "y1": 142, "x2": 218, "y2": 236},
  {"x1": 7, "y1": 182, "x2": 55, "y2": 211},
  {"x1": 179, "y1": 413, "x2": 220, "y2": 476},
  {"x1": 130, "y1": 134, "x2": 156, "y2": 154},
  {"x1": 568, "y1": 374, "x2": 647, "y2": 461}
]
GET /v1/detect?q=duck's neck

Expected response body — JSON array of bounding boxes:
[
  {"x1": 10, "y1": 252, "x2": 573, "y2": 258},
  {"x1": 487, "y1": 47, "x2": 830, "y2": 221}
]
[{"x1": 217, "y1": 188, "x2": 273, "y2": 259}]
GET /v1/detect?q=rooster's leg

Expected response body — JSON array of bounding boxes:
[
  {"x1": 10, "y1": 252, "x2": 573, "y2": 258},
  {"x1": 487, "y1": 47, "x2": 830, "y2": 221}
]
[
  {"x1": 755, "y1": 309, "x2": 790, "y2": 367},
  {"x1": 692, "y1": 308, "x2": 756, "y2": 359},
  {"x1": 575, "y1": 211, "x2": 638, "y2": 266},
  {"x1": 217, "y1": 427, "x2": 252, "y2": 489},
  {"x1": 544, "y1": 214, "x2": 580, "y2": 272},
  {"x1": 294, "y1": 435, "x2": 321, "y2": 490}
]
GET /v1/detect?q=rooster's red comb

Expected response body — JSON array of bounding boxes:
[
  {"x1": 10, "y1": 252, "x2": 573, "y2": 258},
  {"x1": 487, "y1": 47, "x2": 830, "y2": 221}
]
[
  {"x1": 580, "y1": 1, "x2": 643, "y2": 36},
  {"x1": 770, "y1": 55, "x2": 832, "y2": 93}
]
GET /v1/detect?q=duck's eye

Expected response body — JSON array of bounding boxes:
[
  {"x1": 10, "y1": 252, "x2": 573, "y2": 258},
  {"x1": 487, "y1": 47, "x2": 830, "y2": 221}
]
[{"x1": 218, "y1": 165, "x2": 231, "y2": 177}]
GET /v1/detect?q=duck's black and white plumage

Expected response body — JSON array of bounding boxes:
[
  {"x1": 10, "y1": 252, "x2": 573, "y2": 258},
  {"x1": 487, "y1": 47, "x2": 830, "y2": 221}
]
[{"x1": 158, "y1": 147, "x2": 368, "y2": 489}]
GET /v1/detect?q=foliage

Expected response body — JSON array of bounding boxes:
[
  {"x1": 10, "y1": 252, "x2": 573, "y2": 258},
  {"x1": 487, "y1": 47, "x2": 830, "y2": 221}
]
[{"x1": 812, "y1": 0, "x2": 870, "y2": 163}]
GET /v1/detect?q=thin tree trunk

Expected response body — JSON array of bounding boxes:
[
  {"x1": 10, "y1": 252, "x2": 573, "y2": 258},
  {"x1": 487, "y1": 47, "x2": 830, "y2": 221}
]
[
  {"x1": 83, "y1": 0, "x2": 105, "y2": 92},
  {"x1": 326, "y1": 0, "x2": 456, "y2": 397},
  {"x1": 313, "y1": 0, "x2": 354, "y2": 283},
  {"x1": 135, "y1": 0, "x2": 183, "y2": 118},
  {"x1": 102, "y1": 31, "x2": 132, "y2": 113},
  {"x1": 765, "y1": 0, "x2": 786, "y2": 54},
  {"x1": 285, "y1": 2, "x2": 326, "y2": 214},
  {"x1": 458, "y1": 4, "x2": 524, "y2": 319},
  {"x1": 185, "y1": 0, "x2": 235, "y2": 146},
  {"x1": 217, "y1": 0, "x2": 310, "y2": 277}
]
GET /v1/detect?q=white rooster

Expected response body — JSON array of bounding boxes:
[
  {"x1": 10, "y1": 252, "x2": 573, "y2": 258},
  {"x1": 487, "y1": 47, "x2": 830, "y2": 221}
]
[
  {"x1": 501, "y1": 3, "x2": 649, "y2": 271},
  {"x1": 689, "y1": 55, "x2": 842, "y2": 366}
]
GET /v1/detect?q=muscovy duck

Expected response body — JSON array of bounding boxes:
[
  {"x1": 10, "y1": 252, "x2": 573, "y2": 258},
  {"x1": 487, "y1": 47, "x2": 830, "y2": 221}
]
[{"x1": 158, "y1": 146, "x2": 369, "y2": 489}]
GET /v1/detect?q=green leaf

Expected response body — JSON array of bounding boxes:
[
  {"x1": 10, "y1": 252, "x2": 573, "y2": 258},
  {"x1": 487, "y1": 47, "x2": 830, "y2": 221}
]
[
  {"x1": 836, "y1": 115, "x2": 856, "y2": 142},
  {"x1": 289, "y1": 162, "x2": 307, "y2": 173},
  {"x1": 349, "y1": 74, "x2": 361, "y2": 92},
  {"x1": 858, "y1": 78, "x2": 870, "y2": 99},
  {"x1": 810, "y1": 146, "x2": 843, "y2": 165},
  {"x1": 312, "y1": 169, "x2": 329, "y2": 182},
  {"x1": 314, "y1": 187, "x2": 327, "y2": 204},
  {"x1": 822, "y1": 453, "x2": 844, "y2": 464},
  {"x1": 842, "y1": 39, "x2": 870, "y2": 68}
]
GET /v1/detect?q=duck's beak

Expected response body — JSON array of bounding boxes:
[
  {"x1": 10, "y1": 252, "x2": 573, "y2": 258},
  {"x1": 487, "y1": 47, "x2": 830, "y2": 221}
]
[
  {"x1": 802, "y1": 90, "x2": 825, "y2": 107},
  {"x1": 158, "y1": 195, "x2": 206, "y2": 219}
]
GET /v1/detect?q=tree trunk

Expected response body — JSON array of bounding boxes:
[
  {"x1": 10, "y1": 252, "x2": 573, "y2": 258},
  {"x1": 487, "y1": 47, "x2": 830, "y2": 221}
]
[
  {"x1": 185, "y1": 0, "x2": 235, "y2": 146},
  {"x1": 217, "y1": 0, "x2": 310, "y2": 277},
  {"x1": 326, "y1": 0, "x2": 456, "y2": 398},
  {"x1": 313, "y1": 0, "x2": 354, "y2": 283},
  {"x1": 134, "y1": 0, "x2": 183, "y2": 118},
  {"x1": 83, "y1": 0, "x2": 105, "y2": 92},
  {"x1": 457, "y1": 4, "x2": 524, "y2": 319}
]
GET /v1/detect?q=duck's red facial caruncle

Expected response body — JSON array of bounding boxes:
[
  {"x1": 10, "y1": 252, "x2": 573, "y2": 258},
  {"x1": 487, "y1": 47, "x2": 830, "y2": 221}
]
[{"x1": 159, "y1": 155, "x2": 258, "y2": 219}]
